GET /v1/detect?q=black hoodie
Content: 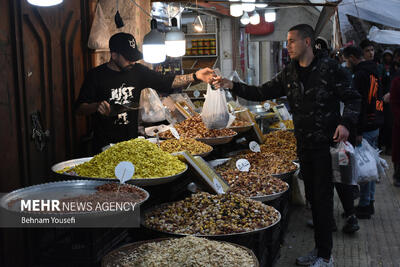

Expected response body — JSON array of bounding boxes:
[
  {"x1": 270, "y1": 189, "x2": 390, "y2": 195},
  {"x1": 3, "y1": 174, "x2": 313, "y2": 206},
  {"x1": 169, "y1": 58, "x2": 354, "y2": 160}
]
[{"x1": 352, "y1": 60, "x2": 384, "y2": 134}]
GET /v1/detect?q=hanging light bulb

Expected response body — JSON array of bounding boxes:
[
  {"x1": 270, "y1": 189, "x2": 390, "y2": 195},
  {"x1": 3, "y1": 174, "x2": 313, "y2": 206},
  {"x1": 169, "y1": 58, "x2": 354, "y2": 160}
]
[
  {"x1": 264, "y1": 9, "x2": 276, "y2": 22},
  {"x1": 240, "y1": 12, "x2": 250, "y2": 25},
  {"x1": 242, "y1": 0, "x2": 255, "y2": 12},
  {"x1": 165, "y1": 17, "x2": 186, "y2": 57},
  {"x1": 143, "y1": 19, "x2": 166, "y2": 63},
  {"x1": 255, "y1": 3, "x2": 268, "y2": 8},
  {"x1": 27, "y1": 0, "x2": 63, "y2": 6},
  {"x1": 230, "y1": 4, "x2": 243, "y2": 17},
  {"x1": 193, "y1": 15, "x2": 204, "y2": 32},
  {"x1": 250, "y1": 12, "x2": 260, "y2": 25}
]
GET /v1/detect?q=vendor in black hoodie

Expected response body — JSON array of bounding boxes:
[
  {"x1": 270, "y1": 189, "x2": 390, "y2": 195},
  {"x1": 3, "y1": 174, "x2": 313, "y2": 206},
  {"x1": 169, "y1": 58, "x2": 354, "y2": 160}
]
[{"x1": 343, "y1": 46, "x2": 384, "y2": 219}]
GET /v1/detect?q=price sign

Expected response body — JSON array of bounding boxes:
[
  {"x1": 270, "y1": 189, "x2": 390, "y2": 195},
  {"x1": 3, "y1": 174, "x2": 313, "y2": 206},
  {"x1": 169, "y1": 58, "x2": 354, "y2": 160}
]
[
  {"x1": 263, "y1": 102, "x2": 270, "y2": 111},
  {"x1": 236, "y1": 159, "x2": 251, "y2": 172},
  {"x1": 170, "y1": 127, "x2": 180, "y2": 139},
  {"x1": 249, "y1": 141, "x2": 261, "y2": 153},
  {"x1": 193, "y1": 90, "x2": 201, "y2": 98},
  {"x1": 279, "y1": 122, "x2": 287, "y2": 130},
  {"x1": 115, "y1": 161, "x2": 135, "y2": 184},
  {"x1": 213, "y1": 179, "x2": 224, "y2": 194}
]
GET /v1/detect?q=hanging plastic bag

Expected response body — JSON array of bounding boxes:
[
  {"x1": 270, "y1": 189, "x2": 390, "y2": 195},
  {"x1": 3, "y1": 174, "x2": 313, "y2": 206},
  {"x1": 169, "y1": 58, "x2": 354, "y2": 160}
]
[
  {"x1": 354, "y1": 139, "x2": 379, "y2": 183},
  {"x1": 201, "y1": 83, "x2": 235, "y2": 129},
  {"x1": 330, "y1": 141, "x2": 357, "y2": 185},
  {"x1": 139, "y1": 88, "x2": 166, "y2": 123},
  {"x1": 88, "y1": 2, "x2": 110, "y2": 50}
]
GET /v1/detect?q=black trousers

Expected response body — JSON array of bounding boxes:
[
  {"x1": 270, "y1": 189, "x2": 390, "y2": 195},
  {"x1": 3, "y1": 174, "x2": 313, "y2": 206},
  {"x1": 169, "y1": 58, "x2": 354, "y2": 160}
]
[
  {"x1": 334, "y1": 183, "x2": 358, "y2": 217},
  {"x1": 300, "y1": 148, "x2": 334, "y2": 260}
]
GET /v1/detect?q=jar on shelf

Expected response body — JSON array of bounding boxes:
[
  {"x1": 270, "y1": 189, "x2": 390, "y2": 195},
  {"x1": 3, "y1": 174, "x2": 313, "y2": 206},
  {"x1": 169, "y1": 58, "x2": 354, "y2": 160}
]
[
  {"x1": 197, "y1": 39, "x2": 204, "y2": 47},
  {"x1": 210, "y1": 39, "x2": 216, "y2": 47},
  {"x1": 198, "y1": 48, "x2": 204, "y2": 55},
  {"x1": 191, "y1": 39, "x2": 198, "y2": 48},
  {"x1": 191, "y1": 48, "x2": 198, "y2": 55},
  {"x1": 210, "y1": 48, "x2": 216, "y2": 55},
  {"x1": 203, "y1": 39, "x2": 210, "y2": 47},
  {"x1": 186, "y1": 48, "x2": 192, "y2": 56}
]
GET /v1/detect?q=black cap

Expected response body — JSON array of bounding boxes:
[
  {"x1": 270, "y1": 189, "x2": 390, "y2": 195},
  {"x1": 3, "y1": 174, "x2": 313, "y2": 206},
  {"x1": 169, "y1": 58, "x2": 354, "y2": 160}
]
[{"x1": 109, "y1": 32, "x2": 143, "y2": 62}]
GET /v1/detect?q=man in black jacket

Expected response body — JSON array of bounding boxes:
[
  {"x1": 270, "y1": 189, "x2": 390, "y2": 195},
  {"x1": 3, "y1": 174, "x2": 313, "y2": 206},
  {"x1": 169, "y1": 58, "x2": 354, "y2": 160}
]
[
  {"x1": 343, "y1": 46, "x2": 384, "y2": 219},
  {"x1": 214, "y1": 24, "x2": 361, "y2": 267}
]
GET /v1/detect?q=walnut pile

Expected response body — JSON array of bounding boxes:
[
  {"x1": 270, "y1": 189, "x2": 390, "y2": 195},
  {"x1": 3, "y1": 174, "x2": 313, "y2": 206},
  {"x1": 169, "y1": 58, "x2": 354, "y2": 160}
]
[{"x1": 159, "y1": 115, "x2": 236, "y2": 139}]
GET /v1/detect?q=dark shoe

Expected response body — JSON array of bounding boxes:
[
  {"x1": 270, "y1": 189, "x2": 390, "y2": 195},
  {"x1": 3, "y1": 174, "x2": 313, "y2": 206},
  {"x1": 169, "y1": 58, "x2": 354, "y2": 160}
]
[
  {"x1": 355, "y1": 205, "x2": 371, "y2": 219},
  {"x1": 342, "y1": 215, "x2": 360, "y2": 234},
  {"x1": 369, "y1": 200, "x2": 375, "y2": 215},
  {"x1": 296, "y1": 248, "x2": 317, "y2": 266}
]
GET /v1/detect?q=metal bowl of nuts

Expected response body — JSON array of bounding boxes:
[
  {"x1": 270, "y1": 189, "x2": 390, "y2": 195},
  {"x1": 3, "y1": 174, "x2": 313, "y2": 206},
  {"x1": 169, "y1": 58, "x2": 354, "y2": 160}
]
[
  {"x1": 229, "y1": 122, "x2": 255, "y2": 133},
  {"x1": 52, "y1": 158, "x2": 188, "y2": 186},
  {"x1": 196, "y1": 132, "x2": 238, "y2": 146},
  {"x1": 101, "y1": 236, "x2": 260, "y2": 267},
  {"x1": 142, "y1": 192, "x2": 281, "y2": 237},
  {"x1": 271, "y1": 162, "x2": 299, "y2": 180}
]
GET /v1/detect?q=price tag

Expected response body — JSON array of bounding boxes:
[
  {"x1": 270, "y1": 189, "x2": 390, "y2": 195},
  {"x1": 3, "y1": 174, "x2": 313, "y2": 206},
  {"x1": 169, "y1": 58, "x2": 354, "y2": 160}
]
[
  {"x1": 249, "y1": 141, "x2": 261, "y2": 153},
  {"x1": 170, "y1": 127, "x2": 180, "y2": 139},
  {"x1": 213, "y1": 179, "x2": 224, "y2": 194},
  {"x1": 115, "y1": 161, "x2": 135, "y2": 184},
  {"x1": 263, "y1": 102, "x2": 270, "y2": 111},
  {"x1": 236, "y1": 159, "x2": 251, "y2": 172},
  {"x1": 193, "y1": 90, "x2": 201, "y2": 98}
]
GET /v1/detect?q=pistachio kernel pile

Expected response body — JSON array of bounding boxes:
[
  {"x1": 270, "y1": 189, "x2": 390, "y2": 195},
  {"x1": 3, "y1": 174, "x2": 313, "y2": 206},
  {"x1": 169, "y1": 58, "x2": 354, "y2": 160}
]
[{"x1": 64, "y1": 138, "x2": 186, "y2": 179}]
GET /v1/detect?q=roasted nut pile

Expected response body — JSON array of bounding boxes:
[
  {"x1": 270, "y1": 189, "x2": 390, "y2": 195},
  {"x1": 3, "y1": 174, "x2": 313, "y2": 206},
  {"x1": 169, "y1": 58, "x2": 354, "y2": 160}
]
[
  {"x1": 270, "y1": 120, "x2": 294, "y2": 129},
  {"x1": 107, "y1": 236, "x2": 256, "y2": 267},
  {"x1": 230, "y1": 118, "x2": 253, "y2": 127},
  {"x1": 65, "y1": 138, "x2": 186, "y2": 179},
  {"x1": 144, "y1": 192, "x2": 279, "y2": 235},
  {"x1": 160, "y1": 138, "x2": 212, "y2": 155},
  {"x1": 159, "y1": 115, "x2": 236, "y2": 139},
  {"x1": 263, "y1": 130, "x2": 297, "y2": 150},
  {"x1": 216, "y1": 151, "x2": 297, "y2": 176},
  {"x1": 219, "y1": 170, "x2": 288, "y2": 197}
]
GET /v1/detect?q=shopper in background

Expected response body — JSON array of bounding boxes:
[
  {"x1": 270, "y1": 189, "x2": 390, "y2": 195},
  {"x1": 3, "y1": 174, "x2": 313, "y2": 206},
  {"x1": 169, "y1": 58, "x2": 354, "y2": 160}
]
[
  {"x1": 378, "y1": 49, "x2": 394, "y2": 154},
  {"x1": 359, "y1": 40, "x2": 375, "y2": 61},
  {"x1": 214, "y1": 24, "x2": 361, "y2": 267},
  {"x1": 76, "y1": 32, "x2": 215, "y2": 153},
  {"x1": 389, "y1": 62, "x2": 400, "y2": 187},
  {"x1": 343, "y1": 46, "x2": 384, "y2": 219}
]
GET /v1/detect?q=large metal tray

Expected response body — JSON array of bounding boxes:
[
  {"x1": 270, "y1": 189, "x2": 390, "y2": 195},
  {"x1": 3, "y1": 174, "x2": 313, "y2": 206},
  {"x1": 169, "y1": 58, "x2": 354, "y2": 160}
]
[
  {"x1": 250, "y1": 182, "x2": 289, "y2": 202},
  {"x1": 142, "y1": 201, "x2": 281, "y2": 237},
  {"x1": 196, "y1": 132, "x2": 238, "y2": 146},
  {"x1": 51, "y1": 158, "x2": 188, "y2": 186},
  {"x1": 101, "y1": 237, "x2": 259, "y2": 267},
  {"x1": 0, "y1": 180, "x2": 149, "y2": 215}
]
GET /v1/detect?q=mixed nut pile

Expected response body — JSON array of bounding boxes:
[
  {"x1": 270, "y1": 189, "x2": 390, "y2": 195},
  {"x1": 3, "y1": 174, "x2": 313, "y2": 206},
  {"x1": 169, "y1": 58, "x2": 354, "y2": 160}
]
[
  {"x1": 144, "y1": 192, "x2": 279, "y2": 235},
  {"x1": 159, "y1": 115, "x2": 236, "y2": 139},
  {"x1": 159, "y1": 138, "x2": 212, "y2": 155},
  {"x1": 219, "y1": 170, "x2": 288, "y2": 198}
]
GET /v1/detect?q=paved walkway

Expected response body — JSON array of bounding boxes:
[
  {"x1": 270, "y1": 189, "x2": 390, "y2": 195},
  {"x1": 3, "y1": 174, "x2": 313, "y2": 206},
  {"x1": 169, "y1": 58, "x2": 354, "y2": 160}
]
[{"x1": 279, "y1": 156, "x2": 400, "y2": 267}]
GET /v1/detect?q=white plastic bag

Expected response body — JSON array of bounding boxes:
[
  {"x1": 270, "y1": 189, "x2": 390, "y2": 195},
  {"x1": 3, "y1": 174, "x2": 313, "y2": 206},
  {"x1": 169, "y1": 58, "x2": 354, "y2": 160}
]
[
  {"x1": 354, "y1": 139, "x2": 379, "y2": 183},
  {"x1": 330, "y1": 141, "x2": 357, "y2": 185},
  {"x1": 201, "y1": 84, "x2": 235, "y2": 129},
  {"x1": 139, "y1": 88, "x2": 166, "y2": 123},
  {"x1": 88, "y1": 2, "x2": 110, "y2": 50}
]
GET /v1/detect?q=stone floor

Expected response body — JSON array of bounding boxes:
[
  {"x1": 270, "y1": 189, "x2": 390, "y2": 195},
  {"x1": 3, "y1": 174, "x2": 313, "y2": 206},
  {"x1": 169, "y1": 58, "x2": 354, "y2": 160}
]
[{"x1": 279, "y1": 155, "x2": 400, "y2": 267}]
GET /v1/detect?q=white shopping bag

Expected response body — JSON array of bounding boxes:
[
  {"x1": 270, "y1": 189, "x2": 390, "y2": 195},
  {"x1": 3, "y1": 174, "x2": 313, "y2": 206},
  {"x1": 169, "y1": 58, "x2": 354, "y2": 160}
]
[{"x1": 354, "y1": 139, "x2": 379, "y2": 183}]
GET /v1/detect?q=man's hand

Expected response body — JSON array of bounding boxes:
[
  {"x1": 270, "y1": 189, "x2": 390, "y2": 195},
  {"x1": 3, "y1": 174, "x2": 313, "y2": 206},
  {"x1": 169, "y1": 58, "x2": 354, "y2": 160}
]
[
  {"x1": 383, "y1": 92, "x2": 390, "y2": 103},
  {"x1": 195, "y1": 67, "x2": 216, "y2": 84},
  {"x1": 97, "y1": 101, "x2": 111, "y2": 116},
  {"x1": 212, "y1": 76, "x2": 233, "y2": 89},
  {"x1": 333, "y1": 125, "x2": 349, "y2": 142}
]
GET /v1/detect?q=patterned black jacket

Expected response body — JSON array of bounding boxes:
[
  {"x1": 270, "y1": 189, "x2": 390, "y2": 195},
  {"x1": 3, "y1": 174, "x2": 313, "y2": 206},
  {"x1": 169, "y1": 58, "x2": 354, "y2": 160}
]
[{"x1": 232, "y1": 55, "x2": 361, "y2": 152}]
